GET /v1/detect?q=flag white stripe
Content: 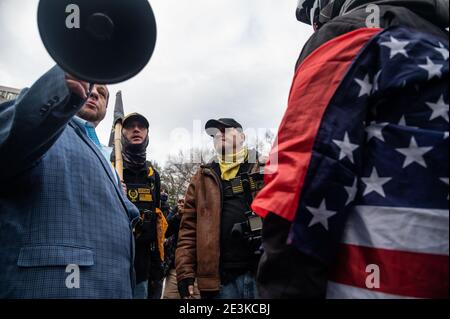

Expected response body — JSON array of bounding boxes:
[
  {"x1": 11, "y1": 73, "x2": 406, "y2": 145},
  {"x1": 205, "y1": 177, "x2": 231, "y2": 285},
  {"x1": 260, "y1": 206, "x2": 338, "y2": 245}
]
[
  {"x1": 342, "y1": 206, "x2": 449, "y2": 255},
  {"x1": 327, "y1": 282, "x2": 416, "y2": 299}
]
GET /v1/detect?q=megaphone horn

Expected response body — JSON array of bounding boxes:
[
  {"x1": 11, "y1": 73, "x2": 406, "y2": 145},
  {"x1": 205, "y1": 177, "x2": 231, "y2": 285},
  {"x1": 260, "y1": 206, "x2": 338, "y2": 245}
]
[{"x1": 38, "y1": 0, "x2": 157, "y2": 84}]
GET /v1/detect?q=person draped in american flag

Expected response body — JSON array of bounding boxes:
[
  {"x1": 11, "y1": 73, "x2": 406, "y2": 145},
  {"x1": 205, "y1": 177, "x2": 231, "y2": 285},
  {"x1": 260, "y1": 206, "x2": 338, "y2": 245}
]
[{"x1": 252, "y1": 0, "x2": 449, "y2": 299}]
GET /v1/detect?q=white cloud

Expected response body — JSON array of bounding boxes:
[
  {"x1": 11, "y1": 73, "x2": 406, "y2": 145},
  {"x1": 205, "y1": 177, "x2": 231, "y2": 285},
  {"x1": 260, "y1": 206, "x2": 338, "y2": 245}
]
[{"x1": 0, "y1": 0, "x2": 313, "y2": 166}]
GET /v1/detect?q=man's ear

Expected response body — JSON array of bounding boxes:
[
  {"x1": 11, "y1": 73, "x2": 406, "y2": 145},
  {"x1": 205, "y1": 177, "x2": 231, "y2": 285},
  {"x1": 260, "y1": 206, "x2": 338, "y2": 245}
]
[{"x1": 240, "y1": 132, "x2": 246, "y2": 146}]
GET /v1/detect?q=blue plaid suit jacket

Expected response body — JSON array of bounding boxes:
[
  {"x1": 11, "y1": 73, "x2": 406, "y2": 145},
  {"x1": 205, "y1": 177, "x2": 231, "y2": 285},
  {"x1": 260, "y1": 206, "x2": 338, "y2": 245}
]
[{"x1": 0, "y1": 66, "x2": 140, "y2": 299}]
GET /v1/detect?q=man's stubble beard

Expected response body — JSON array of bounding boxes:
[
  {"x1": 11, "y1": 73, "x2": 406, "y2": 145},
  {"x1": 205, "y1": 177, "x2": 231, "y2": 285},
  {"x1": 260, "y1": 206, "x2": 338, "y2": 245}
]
[
  {"x1": 77, "y1": 106, "x2": 105, "y2": 126},
  {"x1": 217, "y1": 142, "x2": 241, "y2": 159}
]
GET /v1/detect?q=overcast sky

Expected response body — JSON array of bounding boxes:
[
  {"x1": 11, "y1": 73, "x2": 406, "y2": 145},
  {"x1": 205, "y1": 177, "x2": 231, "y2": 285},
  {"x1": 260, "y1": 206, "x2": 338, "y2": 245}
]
[{"x1": 0, "y1": 0, "x2": 313, "y2": 166}]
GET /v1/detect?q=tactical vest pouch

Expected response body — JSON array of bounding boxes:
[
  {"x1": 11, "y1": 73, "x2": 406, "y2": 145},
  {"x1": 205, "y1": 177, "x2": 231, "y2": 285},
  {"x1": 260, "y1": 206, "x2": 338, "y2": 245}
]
[{"x1": 229, "y1": 172, "x2": 265, "y2": 197}]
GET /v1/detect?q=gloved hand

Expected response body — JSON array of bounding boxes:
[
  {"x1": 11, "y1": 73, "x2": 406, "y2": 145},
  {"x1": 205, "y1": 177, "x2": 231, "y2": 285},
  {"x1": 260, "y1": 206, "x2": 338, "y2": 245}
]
[{"x1": 177, "y1": 277, "x2": 195, "y2": 299}]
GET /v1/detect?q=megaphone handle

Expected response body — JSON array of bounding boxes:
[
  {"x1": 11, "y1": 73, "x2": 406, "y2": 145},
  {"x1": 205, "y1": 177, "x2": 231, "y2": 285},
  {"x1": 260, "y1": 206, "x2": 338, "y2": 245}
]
[{"x1": 87, "y1": 83, "x2": 95, "y2": 97}]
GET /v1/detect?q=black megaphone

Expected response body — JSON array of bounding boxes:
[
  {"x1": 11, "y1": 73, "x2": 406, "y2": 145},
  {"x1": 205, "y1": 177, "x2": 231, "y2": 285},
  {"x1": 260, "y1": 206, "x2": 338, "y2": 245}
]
[{"x1": 38, "y1": 0, "x2": 157, "y2": 84}]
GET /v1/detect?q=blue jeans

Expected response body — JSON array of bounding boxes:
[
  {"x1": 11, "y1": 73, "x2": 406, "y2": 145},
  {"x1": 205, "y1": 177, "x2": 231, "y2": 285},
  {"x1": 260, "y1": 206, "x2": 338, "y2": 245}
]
[
  {"x1": 133, "y1": 280, "x2": 148, "y2": 299},
  {"x1": 213, "y1": 271, "x2": 258, "y2": 299}
]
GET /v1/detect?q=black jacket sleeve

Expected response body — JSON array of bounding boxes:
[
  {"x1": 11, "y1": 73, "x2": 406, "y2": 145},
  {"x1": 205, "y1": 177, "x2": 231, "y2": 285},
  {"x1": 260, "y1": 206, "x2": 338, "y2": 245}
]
[{"x1": 257, "y1": 213, "x2": 328, "y2": 299}]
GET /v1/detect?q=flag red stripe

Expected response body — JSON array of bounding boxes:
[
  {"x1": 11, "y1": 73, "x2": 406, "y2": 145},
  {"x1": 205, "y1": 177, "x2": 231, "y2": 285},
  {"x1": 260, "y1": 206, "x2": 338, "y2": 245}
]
[
  {"x1": 330, "y1": 244, "x2": 449, "y2": 299},
  {"x1": 252, "y1": 28, "x2": 381, "y2": 221}
]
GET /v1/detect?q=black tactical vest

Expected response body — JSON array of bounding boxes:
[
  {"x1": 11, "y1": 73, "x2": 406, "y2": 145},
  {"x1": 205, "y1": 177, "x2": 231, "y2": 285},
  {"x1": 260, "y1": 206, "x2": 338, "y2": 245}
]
[{"x1": 123, "y1": 162, "x2": 157, "y2": 213}]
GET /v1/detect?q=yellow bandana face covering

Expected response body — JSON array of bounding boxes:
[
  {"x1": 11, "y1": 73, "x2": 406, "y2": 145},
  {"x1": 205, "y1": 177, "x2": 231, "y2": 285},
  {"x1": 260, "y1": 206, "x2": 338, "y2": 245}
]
[{"x1": 219, "y1": 148, "x2": 248, "y2": 181}]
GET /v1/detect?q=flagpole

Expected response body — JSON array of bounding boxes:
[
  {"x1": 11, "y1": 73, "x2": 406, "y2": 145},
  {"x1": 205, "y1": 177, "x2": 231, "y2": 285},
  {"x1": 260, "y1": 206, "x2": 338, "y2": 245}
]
[
  {"x1": 109, "y1": 91, "x2": 125, "y2": 182},
  {"x1": 114, "y1": 120, "x2": 124, "y2": 181}
]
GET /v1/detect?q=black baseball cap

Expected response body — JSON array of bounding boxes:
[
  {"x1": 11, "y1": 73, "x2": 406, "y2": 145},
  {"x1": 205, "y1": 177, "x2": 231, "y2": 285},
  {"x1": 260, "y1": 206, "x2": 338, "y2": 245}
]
[
  {"x1": 205, "y1": 118, "x2": 243, "y2": 136},
  {"x1": 122, "y1": 113, "x2": 149, "y2": 129}
]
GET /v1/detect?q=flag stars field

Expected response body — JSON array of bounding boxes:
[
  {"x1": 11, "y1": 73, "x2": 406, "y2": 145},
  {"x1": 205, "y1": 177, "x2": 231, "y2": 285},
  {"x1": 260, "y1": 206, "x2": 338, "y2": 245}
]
[
  {"x1": 344, "y1": 178, "x2": 358, "y2": 206},
  {"x1": 435, "y1": 42, "x2": 449, "y2": 60},
  {"x1": 426, "y1": 94, "x2": 449, "y2": 122},
  {"x1": 396, "y1": 137, "x2": 433, "y2": 168},
  {"x1": 362, "y1": 167, "x2": 393, "y2": 198},
  {"x1": 366, "y1": 122, "x2": 389, "y2": 142},
  {"x1": 381, "y1": 36, "x2": 410, "y2": 59},
  {"x1": 333, "y1": 132, "x2": 360, "y2": 164},
  {"x1": 355, "y1": 74, "x2": 373, "y2": 97},
  {"x1": 306, "y1": 200, "x2": 338, "y2": 231},
  {"x1": 418, "y1": 57, "x2": 444, "y2": 80}
]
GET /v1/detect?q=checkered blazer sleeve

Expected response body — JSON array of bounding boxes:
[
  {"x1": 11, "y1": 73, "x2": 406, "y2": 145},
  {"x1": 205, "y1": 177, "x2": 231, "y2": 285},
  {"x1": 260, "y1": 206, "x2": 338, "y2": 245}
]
[{"x1": 0, "y1": 66, "x2": 84, "y2": 179}]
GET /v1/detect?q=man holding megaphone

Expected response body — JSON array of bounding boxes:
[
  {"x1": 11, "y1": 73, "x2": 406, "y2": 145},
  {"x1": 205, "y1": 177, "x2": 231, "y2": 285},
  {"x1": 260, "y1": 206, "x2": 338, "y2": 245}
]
[
  {"x1": 0, "y1": 0, "x2": 158, "y2": 299},
  {"x1": 0, "y1": 66, "x2": 142, "y2": 299}
]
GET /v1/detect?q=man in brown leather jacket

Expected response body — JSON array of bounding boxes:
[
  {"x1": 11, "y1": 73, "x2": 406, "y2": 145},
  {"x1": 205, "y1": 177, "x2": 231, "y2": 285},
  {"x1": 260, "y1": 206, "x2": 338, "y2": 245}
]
[{"x1": 176, "y1": 118, "x2": 264, "y2": 299}]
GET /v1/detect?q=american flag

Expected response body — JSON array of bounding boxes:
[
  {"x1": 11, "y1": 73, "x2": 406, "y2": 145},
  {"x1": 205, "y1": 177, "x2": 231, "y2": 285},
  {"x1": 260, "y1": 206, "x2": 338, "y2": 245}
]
[{"x1": 252, "y1": 26, "x2": 449, "y2": 299}]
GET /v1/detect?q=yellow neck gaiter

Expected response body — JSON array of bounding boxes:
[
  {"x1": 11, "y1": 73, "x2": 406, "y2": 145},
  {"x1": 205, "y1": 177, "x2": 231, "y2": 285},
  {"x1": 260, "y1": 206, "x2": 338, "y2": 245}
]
[{"x1": 218, "y1": 147, "x2": 248, "y2": 181}]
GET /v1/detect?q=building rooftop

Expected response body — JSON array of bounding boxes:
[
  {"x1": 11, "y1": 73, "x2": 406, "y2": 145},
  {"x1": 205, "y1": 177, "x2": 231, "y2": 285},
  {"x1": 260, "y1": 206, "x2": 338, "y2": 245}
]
[{"x1": 0, "y1": 85, "x2": 21, "y2": 103}]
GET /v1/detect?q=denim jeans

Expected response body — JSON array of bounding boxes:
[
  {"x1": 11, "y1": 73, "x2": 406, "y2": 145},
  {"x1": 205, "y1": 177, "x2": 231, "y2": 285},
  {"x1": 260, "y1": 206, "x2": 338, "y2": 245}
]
[
  {"x1": 213, "y1": 271, "x2": 258, "y2": 299},
  {"x1": 133, "y1": 280, "x2": 149, "y2": 299}
]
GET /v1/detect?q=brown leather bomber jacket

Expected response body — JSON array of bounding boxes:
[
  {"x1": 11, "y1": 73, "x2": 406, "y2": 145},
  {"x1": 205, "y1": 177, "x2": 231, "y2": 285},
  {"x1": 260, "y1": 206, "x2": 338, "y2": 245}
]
[{"x1": 175, "y1": 151, "x2": 263, "y2": 292}]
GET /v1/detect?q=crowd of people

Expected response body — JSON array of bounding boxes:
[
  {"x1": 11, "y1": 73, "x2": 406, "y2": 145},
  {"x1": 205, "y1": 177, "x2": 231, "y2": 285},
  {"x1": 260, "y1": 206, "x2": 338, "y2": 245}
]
[
  {"x1": 117, "y1": 114, "x2": 266, "y2": 299},
  {"x1": 0, "y1": 0, "x2": 448, "y2": 299}
]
